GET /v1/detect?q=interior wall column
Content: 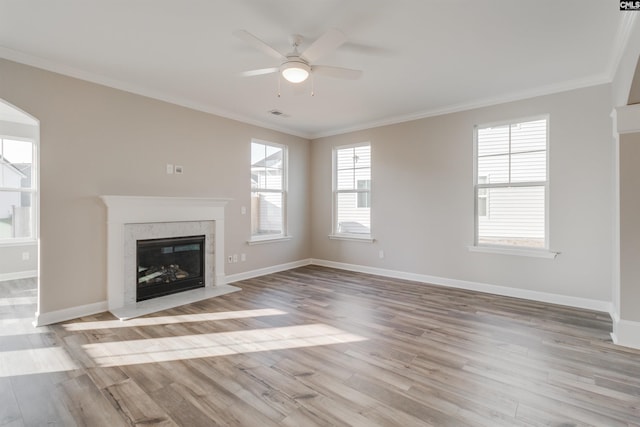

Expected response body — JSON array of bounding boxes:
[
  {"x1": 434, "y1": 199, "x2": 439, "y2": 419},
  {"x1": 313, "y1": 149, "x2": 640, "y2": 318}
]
[{"x1": 612, "y1": 103, "x2": 640, "y2": 349}]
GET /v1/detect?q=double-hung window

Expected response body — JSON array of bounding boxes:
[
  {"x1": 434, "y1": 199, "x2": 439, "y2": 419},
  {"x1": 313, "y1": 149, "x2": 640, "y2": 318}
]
[
  {"x1": 333, "y1": 143, "x2": 371, "y2": 238},
  {"x1": 474, "y1": 116, "x2": 548, "y2": 249},
  {"x1": 250, "y1": 140, "x2": 287, "y2": 240},
  {"x1": 0, "y1": 137, "x2": 36, "y2": 242}
]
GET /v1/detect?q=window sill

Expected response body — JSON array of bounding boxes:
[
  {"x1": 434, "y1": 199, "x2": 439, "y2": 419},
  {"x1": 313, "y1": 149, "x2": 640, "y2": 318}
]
[
  {"x1": 247, "y1": 236, "x2": 292, "y2": 245},
  {"x1": 329, "y1": 234, "x2": 375, "y2": 243},
  {"x1": 467, "y1": 245, "x2": 558, "y2": 259},
  {"x1": 0, "y1": 239, "x2": 37, "y2": 248}
]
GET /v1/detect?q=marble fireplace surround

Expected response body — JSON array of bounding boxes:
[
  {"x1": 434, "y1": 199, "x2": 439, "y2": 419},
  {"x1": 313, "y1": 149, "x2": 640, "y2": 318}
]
[{"x1": 101, "y1": 196, "x2": 239, "y2": 320}]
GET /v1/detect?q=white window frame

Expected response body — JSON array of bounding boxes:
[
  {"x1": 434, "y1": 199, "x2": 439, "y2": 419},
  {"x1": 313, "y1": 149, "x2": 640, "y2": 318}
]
[
  {"x1": 330, "y1": 142, "x2": 374, "y2": 242},
  {"x1": 0, "y1": 135, "x2": 38, "y2": 246},
  {"x1": 249, "y1": 139, "x2": 289, "y2": 244},
  {"x1": 471, "y1": 115, "x2": 557, "y2": 258}
]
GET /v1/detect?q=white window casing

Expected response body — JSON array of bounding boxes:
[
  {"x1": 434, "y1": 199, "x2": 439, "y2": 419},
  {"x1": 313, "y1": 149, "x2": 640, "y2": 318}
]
[
  {"x1": 472, "y1": 116, "x2": 557, "y2": 257},
  {"x1": 249, "y1": 139, "x2": 288, "y2": 243},
  {"x1": 331, "y1": 142, "x2": 373, "y2": 241}
]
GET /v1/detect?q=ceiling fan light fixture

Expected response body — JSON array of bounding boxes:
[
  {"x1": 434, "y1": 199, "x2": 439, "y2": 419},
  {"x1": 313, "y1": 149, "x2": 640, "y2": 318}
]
[{"x1": 281, "y1": 61, "x2": 310, "y2": 83}]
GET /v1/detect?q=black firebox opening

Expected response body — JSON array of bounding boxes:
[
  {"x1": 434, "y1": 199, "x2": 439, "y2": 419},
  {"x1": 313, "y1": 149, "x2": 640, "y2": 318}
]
[{"x1": 136, "y1": 235, "x2": 205, "y2": 302}]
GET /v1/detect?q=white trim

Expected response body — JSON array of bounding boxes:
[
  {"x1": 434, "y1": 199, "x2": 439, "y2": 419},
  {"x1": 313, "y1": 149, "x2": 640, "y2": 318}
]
[
  {"x1": 332, "y1": 142, "x2": 372, "y2": 237},
  {"x1": 310, "y1": 259, "x2": 611, "y2": 313},
  {"x1": 611, "y1": 313, "x2": 640, "y2": 350},
  {"x1": 34, "y1": 300, "x2": 108, "y2": 326},
  {"x1": 614, "y1": 103, "x2": 640, "y2": 134},
  {"x1": 0, "y1": 270, "x2": 37, "y2": 282},
  {"x1": 250, "y1": 139, "x2": 288, "y2": 240},
  {"x1": 247, "y1": 236, "x2": 293, "y2": 245},
  {"x1": 605, "y1": 12, "x2": 638, "y2": 82},
  {"x1": 0, "y1": 47, "x2": 313, "y2": 140},
  {"x1": 310, "y1": 75, "x2": 610, "y2": 139},
  {"x1": 611, "y1": 108, "x2": 622, "y2": 326},
  {"x1": 467, "y1": 245, "x2": 558, "y2": 259},
  {"x1": 0, "y1": 240, "x2": 37, "y2": 248},
  {"x1": 31, "y1": 259, "x2": 616, "y2": 334},
  {"x1": 328, "y1": 234, "x2": 375, "y2": 243},
  {"x1": 473, "y1": 115, "x2": 550, "y2": 251},
  {"x1": 226, "y1": 259, "x2": 312, "y2": 284}
]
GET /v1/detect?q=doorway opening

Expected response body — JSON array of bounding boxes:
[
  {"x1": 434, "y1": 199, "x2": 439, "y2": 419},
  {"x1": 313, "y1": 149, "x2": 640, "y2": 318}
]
[{"x1": 0, "y1": 99, "x2": 40, "y2": 326}]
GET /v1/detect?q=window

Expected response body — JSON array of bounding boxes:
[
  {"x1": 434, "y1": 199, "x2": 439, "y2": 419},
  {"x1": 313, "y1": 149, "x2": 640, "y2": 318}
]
[
  {"x1": 474, "y1": 117, "x2": 548, "y2": 249},
  {"x1": 251, "y1": 140, "x2": 287, "y2": 240},
  {"x1": 333, "y1": 143, "x2": 371, "y2": 237},
  {"x1": 0, "y1": 138, "x2": 36, "y2": 242}
]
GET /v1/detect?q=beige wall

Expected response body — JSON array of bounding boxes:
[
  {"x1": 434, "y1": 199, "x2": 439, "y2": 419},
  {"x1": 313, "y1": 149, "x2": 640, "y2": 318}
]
[
  {"x1": 0, "y1": 56, "x2": 623, "y2": 315},
  {"x1": 311, "y1": 85, "x2": 614, "y2": 302},
  {"x1": 0, "y1": 59, "x2": 311, "y2": 314},
  {"x1": 620, "y1": 132, "x2": 640, "y2": 322}
]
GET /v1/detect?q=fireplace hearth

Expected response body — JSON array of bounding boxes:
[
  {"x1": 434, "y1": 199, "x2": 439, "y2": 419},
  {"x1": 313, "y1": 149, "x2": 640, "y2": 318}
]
[{"x1": 136, "y1": 235, "x2": 205, "y2": 301}]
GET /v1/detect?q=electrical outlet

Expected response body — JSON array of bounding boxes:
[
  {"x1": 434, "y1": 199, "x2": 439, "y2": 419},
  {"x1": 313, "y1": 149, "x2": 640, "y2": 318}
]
[
  {"x1": 22, "y1": 252, "x2": 29, "y2": 261},
  {"x1": 241, "y1": 253, "x2": 246, "y2": 262},
  {"x1": 166, "y1": 163, "x2": 174, "y2": 174},
  {"x1": 232, "y1": 254, "x2": 238, "y2": 263},
  {"x1": 379, "y1": 250, "x2": 385, "y2": 259},
  {"x1": 227, "y1": 255, "x2": 233, "y2": 263},
  {"x1": 241, "y1": 206, "x2": 246, "y2": 215}
]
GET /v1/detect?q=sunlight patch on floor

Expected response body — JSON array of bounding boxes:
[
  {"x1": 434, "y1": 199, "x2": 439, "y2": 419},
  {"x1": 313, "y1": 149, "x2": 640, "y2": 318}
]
[
  {"x1": 0, "y1": 346, "x2": 79, "y2": 377},
  {"x1": 62, "y1": 308, "x2": 288, "y2": 331},
  {"x1": 83, "y1": 324, "x2": 368, "y2": 367}
]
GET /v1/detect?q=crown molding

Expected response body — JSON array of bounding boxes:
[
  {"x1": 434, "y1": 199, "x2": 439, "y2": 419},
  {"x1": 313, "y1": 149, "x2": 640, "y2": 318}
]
[
  {"x1": 0, "y1": 47, "x2": 313, "y2": 140},
  {"x1": 309, "y1": 73, "x2": 611, "y2": 139},
  {"x1": 4, "y1": 10, "x2": 637, "y2": 143}
]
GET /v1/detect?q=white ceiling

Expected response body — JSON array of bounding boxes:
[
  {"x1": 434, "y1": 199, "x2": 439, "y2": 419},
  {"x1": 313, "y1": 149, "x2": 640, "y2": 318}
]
[{"x1": 0, "y1": 1, "x2": 635, "y2": 138}]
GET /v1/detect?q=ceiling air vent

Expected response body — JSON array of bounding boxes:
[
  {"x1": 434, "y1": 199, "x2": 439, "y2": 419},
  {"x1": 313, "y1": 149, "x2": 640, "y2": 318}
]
[{"x1": 268, "y1": 109, "x2": 289, "y2": 118}]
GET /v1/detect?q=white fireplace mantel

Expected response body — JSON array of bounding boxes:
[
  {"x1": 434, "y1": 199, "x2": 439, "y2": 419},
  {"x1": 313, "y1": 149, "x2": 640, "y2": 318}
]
[{"x1": 101, "y1": 195, "x2": 231, "y2": 313}]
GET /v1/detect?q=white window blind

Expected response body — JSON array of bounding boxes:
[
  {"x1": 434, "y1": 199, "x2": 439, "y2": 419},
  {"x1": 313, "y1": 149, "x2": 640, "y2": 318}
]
[
  {"x1": 334, "y1": 143, "x2": 371, "y2": 235},
  {"x1": 0, "y1": 138, "x2": 36, "y2": 241},
  {"x1": 251, "y1": 140, "x2": 286, "y2": 239},
  {"x1": 475, "y1": 117, "x2": 548, "y2": 249}
]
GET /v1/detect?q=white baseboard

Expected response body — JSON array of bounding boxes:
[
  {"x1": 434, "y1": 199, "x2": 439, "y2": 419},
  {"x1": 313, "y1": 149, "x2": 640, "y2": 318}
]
[
  {"x1": 0, "y1": 270, "x2": 37, "y2": 282},
  {"x1": 310, "y1": 259, "x2": 612, "y2": 313},
  {"x1": 35, "y1": 300, "x2": 108, "y2": 327},
  {"x1": 611, "y1": 310, "x2": 640, "y2": 350},
  {"x1": 31, "y1": 258, "x2": 616, "y2": 331},
  {"x1": 226, "y1": 259, "x2": 312, "y2": 284},
  {"x1": 33, "y1": 260, "x2": 312, "y2": 327}
]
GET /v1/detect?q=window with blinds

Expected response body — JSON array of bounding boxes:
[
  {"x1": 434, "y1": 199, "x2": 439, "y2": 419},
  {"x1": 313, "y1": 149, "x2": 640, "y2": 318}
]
[
  {"x1": 334, "y1": 143, "x2": 371, "y2": 236},
  {"x1": 251, "y1": 140, "x2": 287, "y2": 239},
  {"x1": 474, "y1": 117, "x2": 548, "y2": 249}
]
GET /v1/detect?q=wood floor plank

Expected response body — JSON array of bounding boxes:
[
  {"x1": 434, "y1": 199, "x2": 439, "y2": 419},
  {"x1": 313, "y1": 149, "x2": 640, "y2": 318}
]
[
  {"x1": 0, "y1": 377, "x2": 22, "y2": 426},
  {"x1": 3, "y1": 268, "x2": 640, "y2": 426}
]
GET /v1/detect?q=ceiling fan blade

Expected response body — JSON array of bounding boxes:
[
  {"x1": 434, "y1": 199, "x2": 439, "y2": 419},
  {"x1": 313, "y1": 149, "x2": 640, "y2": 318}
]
[
  {"x1": 241, "y1": 67, "x2": 279, "y2": 77},
  {"x1": 300, "y1": 28, "x2": 347, "y2": 63},
  {"x1": 233, "y1": 29, "x2": 286, "y2": 60},
  {"x1": 312, "y1": 65, "x2": 362, "y2": 80}
]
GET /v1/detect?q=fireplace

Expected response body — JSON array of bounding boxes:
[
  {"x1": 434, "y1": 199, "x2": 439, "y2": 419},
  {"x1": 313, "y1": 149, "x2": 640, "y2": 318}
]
[
  {"x1": 101, "y1": 196, "x2": 234, "y2": 318},
  {"x1": 136, "y1": 235, "x2": 205, "y2": 301}
]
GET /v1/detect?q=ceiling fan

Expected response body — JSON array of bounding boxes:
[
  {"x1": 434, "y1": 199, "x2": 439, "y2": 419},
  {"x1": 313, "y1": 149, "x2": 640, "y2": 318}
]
[{"x1": 234, "y1": 28, "x2": 363, "y2": 85}]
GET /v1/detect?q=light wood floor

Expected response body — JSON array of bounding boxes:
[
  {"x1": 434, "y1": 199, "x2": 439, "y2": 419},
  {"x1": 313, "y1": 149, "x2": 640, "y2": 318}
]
[{"x1": 1, "y1": 266, "x2": 639, "y2": 426}]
